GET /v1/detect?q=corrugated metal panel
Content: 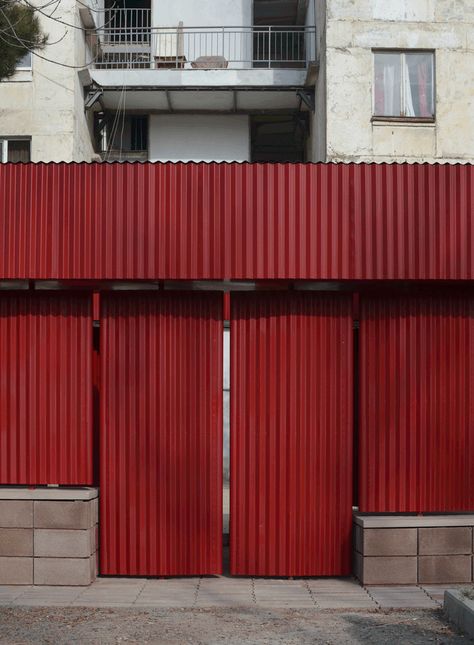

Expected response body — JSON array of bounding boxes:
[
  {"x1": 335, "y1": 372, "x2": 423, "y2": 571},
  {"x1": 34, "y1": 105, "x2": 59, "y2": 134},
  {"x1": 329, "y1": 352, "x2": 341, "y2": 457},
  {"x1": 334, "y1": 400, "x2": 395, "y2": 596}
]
[
  {"x1": 1, "y1": 162, "x2": 472, "y2": 282},
  {"x1": 0, "y1": 293, "x2": 93, "y2": 485},
  {"x1": 100, "y1": 292, "x2": 223, "y2": 576},
  {"x1": 353, "y1": 164, "x2": 474, "y2": 280},
  {"x1": 230, "y1": 293, "x2": 353, "y2": 576},
  {"x1": 0, "y1": 163, "x2": 352, "y2": 280},
  {"x1": 359, "y1": 294, "x2": 474, "y2": 513}
]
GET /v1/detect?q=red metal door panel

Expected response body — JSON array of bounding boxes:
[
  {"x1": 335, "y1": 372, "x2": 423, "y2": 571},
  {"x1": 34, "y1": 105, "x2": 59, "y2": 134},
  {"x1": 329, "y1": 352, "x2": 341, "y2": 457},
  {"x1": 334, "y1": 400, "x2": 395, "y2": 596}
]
[
  {"x1": 359, "y1": 295, "x2": 474, "y2": 513},
  {"x1": 0, "y1": 293, "x2": 93, "y2": 485},
  {"x1": 100, "y1": 292, "x2": 223, "y2": 576},
  {"x1": 230, "y1": 293, "x2": 353, "y2": 576}
]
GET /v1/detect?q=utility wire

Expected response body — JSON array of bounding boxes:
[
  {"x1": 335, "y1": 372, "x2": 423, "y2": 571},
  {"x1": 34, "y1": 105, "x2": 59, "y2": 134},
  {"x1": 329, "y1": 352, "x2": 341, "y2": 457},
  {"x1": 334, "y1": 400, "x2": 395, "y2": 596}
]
[{"x1": 0, "y1": 5, "x2": 99, "y2": 68}]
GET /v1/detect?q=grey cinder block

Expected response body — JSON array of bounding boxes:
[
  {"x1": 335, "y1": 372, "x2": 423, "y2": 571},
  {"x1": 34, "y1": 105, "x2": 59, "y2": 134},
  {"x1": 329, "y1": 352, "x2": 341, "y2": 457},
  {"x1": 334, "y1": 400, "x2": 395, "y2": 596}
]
[
  {"x1": 0, "y1": 501, "x2": 33, "y2": 528},
  {"x1": 0, "y1": 556, "x2": 33, "y2": 584}
]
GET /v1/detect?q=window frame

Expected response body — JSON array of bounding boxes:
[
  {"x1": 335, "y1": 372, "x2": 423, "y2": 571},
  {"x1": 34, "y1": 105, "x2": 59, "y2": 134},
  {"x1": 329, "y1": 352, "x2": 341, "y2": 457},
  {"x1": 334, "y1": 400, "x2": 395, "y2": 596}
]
[
  {"x1": 0, "y1": 137, "x2": 32, "y2": 162},
  {"x1": 372, "y1": 49, "x2": 436, "y2": 123}
]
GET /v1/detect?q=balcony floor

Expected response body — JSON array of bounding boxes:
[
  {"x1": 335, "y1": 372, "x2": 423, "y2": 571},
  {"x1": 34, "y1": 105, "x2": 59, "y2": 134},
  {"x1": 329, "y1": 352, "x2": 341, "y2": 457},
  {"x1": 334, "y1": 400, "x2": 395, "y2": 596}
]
[{"x1": 90, "y1": 68, "x2": 310, "y2": 111}]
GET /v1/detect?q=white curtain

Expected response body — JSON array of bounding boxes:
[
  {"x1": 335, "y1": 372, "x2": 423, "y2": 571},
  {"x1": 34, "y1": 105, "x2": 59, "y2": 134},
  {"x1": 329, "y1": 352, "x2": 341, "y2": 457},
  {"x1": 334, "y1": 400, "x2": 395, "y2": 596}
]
[
  {"x1": 403, "y1": 55, "x2": 415, "y2": 117},
  {"x1": 383, "y1": 64, "x2": 396, "y2": 116}
]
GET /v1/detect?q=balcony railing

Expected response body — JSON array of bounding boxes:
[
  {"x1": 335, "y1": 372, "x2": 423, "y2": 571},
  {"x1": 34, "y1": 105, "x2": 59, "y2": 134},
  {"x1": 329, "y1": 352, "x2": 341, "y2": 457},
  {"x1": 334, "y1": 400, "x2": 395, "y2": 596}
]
[{"x1": 95, "y1": 14, "x2": 316, "y2": 70}]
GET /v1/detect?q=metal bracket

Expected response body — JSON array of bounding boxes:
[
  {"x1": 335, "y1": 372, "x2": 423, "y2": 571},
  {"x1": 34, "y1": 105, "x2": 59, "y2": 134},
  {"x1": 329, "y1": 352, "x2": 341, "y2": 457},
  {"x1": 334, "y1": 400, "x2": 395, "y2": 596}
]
[
  {"x1": 85, "y1": 88, "x2": 104, "y2": 110},
  {"x1": 296, "y1": 89, "x2": 315, "y2": 112}
]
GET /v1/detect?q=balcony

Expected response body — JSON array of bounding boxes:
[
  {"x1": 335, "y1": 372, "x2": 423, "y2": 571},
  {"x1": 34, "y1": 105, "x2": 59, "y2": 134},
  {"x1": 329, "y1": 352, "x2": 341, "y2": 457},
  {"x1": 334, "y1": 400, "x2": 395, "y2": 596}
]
[{"x1": 89, "y1": 10, "x2": 316, "y2": 112}]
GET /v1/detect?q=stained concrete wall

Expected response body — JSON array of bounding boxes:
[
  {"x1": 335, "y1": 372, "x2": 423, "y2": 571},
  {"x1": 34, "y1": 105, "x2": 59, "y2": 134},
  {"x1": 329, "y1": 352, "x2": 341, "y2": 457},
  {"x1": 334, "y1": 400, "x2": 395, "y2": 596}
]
[
  {"x1": 149, "y1": 114, "x2": 250, "y2": 162},
  {"x1": 0, "y1": 0, "x2": 95, "y2": 162},
  {"x1": 313, "y1": 0, "x2": 474, "y2": 162}
]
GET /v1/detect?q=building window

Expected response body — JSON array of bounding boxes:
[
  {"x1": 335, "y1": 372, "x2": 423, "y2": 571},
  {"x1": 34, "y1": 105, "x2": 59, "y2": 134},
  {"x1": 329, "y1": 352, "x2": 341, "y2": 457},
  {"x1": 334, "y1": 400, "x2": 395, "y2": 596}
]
[
  {"x1": 0, "y1": 138, "x2": 31, "y2": 162},
  {"x1": 374, "y1": 51, "x2": 435, "y2": 119},
  {"x1": 16, "y1": 52, "x2": 32, "y2": 70}
]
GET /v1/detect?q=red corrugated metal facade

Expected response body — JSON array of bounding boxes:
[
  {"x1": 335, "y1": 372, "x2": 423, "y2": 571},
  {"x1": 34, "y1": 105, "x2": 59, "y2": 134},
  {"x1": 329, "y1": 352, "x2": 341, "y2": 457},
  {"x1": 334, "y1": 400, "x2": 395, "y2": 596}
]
[
  {"x1": 359, "y1": 294, "x2": 474, "y2": 513},
  {"x1": 0, "y1": 293, "x2": 93, "y2": 485},
  {"x1": 230, "y1": 293, "x2": 353, "y2": 576},
  {"x1": 1, "y1": 163, "x2": 473, "y2": 281},
  {"x1": 0, "y1": 162, "x2": 473, "y2": 578},
  {"x1": 100, "y1": 292, "x2": 223, "y2": 576}
]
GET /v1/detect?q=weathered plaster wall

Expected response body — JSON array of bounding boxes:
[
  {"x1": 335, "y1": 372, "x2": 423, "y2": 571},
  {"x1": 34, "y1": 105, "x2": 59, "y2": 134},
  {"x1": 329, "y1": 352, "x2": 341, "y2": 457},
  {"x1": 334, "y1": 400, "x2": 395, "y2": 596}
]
[
  {"x1": 0, "y1": 0, "x2": 94, "y2": 162},
  {"x1": 72, "y1": 16, "x2": 96, "y2": 161},
  {"x1": 322, "y1": 0, "x2": 474, "y2": 162}
]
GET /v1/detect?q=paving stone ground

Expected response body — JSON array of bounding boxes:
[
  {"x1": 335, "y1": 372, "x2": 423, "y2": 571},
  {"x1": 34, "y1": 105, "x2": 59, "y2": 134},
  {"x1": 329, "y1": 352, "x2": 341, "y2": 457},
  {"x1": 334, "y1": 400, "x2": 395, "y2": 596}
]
[{"x1": 0, "y1": 577, "x2": 470, "y2": 610}]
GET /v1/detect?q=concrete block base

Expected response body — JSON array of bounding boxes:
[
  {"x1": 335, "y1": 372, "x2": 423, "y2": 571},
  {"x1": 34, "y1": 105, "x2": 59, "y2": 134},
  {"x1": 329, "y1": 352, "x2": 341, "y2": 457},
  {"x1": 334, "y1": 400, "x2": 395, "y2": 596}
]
[
  {"x1": 354, "y1": 514, "x2": 474, "y2": 585},
  {"x1": 0, "y1": 488, "x2": 98, "y2": 586}
]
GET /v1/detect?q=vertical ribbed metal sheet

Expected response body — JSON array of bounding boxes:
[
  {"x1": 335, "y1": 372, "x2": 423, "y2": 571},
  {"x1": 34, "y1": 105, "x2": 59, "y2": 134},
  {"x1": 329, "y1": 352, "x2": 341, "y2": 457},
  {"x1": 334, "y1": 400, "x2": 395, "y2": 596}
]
[
  {"x1": 100, "y1": 292, "x2": 223, "y2": 576},
  {"x1": 1, "y1": 162, "x2": 472, "y2": 281},
  {"x1": 0, "y1": 163, "x2": 352, "y2": 280},
  {"x1": 353, "y1": 163, "x2": 474, "y2": 280},
  {"x1": 359, "y1": 294, "x2": 474, "y2": 513},
  {"x1": 230, "y1": 293, "x2": 353, "y2": 576},
  {"x1": 0, "y1": 293, "x2": 93, "y2": 485}
]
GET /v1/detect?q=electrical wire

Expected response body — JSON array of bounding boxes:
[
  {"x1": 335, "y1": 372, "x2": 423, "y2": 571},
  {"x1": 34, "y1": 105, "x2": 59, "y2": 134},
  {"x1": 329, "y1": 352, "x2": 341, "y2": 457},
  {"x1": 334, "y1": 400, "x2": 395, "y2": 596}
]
[
  {"x1": 104, "y1": 82, "x2": 126, "y2": 161},
  {"x1": 118, "y1": 78, "x2": 126, "y2": 161},
  {"x1": 0, "y1": 6, "x2": 99, "y2": 68},
  {"x1": 20, "y1": 0, "x2": 121, "y2": 33}
]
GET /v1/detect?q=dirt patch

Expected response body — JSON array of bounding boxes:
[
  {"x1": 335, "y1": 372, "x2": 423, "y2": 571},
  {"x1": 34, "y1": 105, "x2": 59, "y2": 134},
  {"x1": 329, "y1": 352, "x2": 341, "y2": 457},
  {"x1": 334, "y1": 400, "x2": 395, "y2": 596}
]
[{"x1": 0, "y1": 607, "x2": 466, "y2": 644}]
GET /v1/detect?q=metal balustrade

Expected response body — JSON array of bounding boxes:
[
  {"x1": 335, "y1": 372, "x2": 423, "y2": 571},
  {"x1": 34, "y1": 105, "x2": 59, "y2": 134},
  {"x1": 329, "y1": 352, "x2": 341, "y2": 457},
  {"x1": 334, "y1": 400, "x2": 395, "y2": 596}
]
[{"x1": 95, "y1": 12, "x2": 316, "y2": 70}]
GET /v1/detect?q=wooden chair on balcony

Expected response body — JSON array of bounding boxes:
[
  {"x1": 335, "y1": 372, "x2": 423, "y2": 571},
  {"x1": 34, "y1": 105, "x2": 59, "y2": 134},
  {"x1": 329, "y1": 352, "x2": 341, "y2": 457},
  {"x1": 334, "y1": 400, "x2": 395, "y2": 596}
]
[{"x1": 154, "y1": 21, "x2": 186, "y2": 69}]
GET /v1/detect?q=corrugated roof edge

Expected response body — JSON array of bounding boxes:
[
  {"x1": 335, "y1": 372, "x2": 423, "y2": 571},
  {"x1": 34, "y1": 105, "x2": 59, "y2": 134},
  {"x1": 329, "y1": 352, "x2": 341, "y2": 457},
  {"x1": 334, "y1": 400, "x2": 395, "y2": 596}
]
[{"x1": 1, "y1": 160, "x2": 473, "y2": 166}]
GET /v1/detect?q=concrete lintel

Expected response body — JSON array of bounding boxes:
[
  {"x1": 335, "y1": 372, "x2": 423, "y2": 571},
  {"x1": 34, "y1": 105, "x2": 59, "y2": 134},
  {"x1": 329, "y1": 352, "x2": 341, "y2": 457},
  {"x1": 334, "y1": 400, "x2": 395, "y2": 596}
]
[
  {"x1": 354, "y1": 514, "x2": 474, "y2": 529},
  {"x1": 0, "y1": 488, "x2": 98, "y2": 502}
]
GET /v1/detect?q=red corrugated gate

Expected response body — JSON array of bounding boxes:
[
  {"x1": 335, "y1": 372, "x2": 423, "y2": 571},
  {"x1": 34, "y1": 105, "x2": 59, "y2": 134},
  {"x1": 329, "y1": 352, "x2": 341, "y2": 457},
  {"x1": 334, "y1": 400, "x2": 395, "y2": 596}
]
[
  {"x1": 230, "y1": 293, "x2": 353, "y2": 576},
  {"x1": 0, "y1": 293, "x2": 93, "y2": 485},
  {"x1": 100, "y1": 292, "x2": 223, "y2": 576},
  {"x1": 359, "y1": 293, "x2": 474, "y2": 513}
]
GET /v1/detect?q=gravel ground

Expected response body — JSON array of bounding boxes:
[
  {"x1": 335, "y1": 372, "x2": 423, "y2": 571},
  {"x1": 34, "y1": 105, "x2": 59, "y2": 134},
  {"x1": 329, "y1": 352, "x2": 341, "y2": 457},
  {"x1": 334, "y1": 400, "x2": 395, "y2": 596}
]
[{"x1": 0, "y1": 607, "x2": 468, "y2": 644}]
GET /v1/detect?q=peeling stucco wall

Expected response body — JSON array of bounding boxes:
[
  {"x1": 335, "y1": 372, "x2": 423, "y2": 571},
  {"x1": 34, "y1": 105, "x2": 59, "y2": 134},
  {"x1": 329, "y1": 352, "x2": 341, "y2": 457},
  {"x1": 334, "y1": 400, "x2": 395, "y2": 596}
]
[
  {"x1": 0, "y1": 0, "x2": 94, "y2": 162},
  {"x1": 315, "y1": 0, "x2": 474, "y2": 162}
]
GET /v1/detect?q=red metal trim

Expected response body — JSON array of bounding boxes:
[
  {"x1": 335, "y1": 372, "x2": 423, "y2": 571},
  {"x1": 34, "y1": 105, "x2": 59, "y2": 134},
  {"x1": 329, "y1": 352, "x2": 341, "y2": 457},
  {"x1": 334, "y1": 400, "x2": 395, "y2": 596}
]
[
  {"x1": 100, "y1": 292, "x2": 223, "y2": 576},
  {"x1": 230, "y1": 292, "x2": 353, "y2": 576}
]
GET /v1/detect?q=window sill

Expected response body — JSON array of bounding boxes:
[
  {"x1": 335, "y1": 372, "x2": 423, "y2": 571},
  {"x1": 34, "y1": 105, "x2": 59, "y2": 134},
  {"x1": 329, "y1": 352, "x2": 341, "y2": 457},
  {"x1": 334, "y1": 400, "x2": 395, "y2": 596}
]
[
  {"x1": 1, "y1": 70, "x2": 33, "y2": 83},
  {"x1": 372, "y1": 116, "x2": 435, "y2": 125}
]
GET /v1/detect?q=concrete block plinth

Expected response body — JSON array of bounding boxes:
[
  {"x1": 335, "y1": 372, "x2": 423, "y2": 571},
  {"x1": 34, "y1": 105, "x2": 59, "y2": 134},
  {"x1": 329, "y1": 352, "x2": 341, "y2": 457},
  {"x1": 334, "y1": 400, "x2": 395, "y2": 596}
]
[
  {"x1": 418, "y1": 555, "x2": 472, "y2": 584},
  {"x1": 419, "y1": 527, "x2": 472, "y2": 555},
  {"x1": 0, "y1": 501, "x2": 33, "y2": 528},
  {"x1": 34, "y1": 528, "x2": 96, "y2": 558},
  {"x1": 354, "y1": 514, "x2": 474, "y2": 586},
  {"x1": 0, "y1": 488, "x2": 98, "y2": 586},
  {"x1": 34, "y1": 556, "x2": 96, "y2": 586},
  {"x1": 35, "y1": 501, "x2": 94, "y2": 530},
  {"x1": 356, "y1": 554, "x2": 417, "y2": 585},
  {"x1": 0, "y1": 556, "x2": 33, "y2": 584},
  {"x1": 0, "y1": 528, "x2": 33, "y2": 556}
]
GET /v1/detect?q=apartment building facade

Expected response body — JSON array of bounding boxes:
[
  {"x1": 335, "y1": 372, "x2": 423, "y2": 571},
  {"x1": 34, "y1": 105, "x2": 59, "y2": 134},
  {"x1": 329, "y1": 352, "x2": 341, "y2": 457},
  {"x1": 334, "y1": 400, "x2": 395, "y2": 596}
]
[{"x1": 1, "y1": 0, "x2": 473, "y2": 163}]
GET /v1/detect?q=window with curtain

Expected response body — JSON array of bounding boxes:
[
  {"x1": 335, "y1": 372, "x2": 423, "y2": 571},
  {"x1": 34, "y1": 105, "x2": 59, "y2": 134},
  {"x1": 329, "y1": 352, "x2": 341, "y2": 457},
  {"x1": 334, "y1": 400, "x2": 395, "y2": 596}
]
[{"x1": 374, "y1": 51, "x2": 435, "y2": 119}]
